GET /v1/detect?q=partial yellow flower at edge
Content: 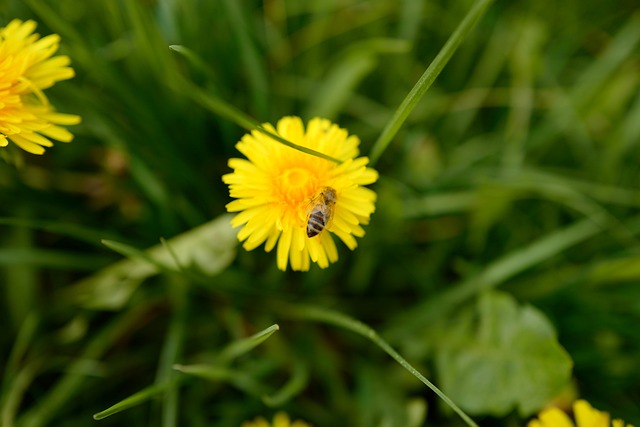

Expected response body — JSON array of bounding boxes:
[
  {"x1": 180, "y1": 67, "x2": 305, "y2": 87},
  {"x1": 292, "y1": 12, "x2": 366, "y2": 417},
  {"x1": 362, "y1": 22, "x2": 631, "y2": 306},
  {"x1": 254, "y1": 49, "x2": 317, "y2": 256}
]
[
  {"x1": 223, "y1": 116, "x2": 378, "y2": 272},
  {"x1": 528, "y1": 400, "x2": 634, "y2": 427},
  {"x1": 0, "y1": 19, "x2": 81, "y2": 155},
  {"x1": 241, "y1": 412, "x2": 312, "y2": 427}
]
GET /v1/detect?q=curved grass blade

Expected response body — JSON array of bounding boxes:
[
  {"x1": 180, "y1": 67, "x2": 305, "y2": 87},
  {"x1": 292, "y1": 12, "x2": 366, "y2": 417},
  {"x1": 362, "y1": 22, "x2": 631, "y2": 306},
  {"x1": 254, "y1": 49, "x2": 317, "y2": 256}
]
[
  {"x1": 169, "y1": 46, "x2": 341, "y2": 164},
  {"x1": 1, "y1": 314, "x2": 40, "y2": 427},
  {"x1": 93, "y1": 380, "x2": 179, "y2": 420},
  {"x1": 261, "y1": 361, "x2": 309, "y2": 407},
  {"x1": 369, "y1": 0, "x2": 494, "y2": 165},
  {"x1": 172, "y1": 365, "x2": 269, "y2": 398},
  {"x1": 19, "y1": 307, "x2": 154, "y2": 427},
  {"x1": 1, "y1": 359, "x2": 42, "y2": 427},
  {"x1": 285, "y1": 305, "x2": 479, "y2": 427},
  {"x1": 217, "y1": 324, "x2": 280, "y2": 363}
]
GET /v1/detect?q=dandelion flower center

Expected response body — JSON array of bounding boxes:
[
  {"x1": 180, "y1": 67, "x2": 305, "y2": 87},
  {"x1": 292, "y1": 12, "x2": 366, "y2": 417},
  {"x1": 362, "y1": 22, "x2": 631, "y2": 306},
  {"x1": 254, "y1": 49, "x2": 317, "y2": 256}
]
[
  {"x1": 223, "y1": 116, "x2": 378, "y2": 271},
  {"x1": 277, "y1": 166, "x2": 317, "y2": 205}
]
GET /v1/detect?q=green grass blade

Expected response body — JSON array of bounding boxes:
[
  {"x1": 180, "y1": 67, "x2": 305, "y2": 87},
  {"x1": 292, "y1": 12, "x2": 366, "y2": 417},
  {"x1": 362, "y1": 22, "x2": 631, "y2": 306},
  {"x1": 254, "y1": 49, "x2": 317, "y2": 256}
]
[
  {"x1": 385, "y1": 218, "x2": 605, "y2": 340},
  {"x1": 19, "y1": 307, "x2": 154, "y2": 427},
  {"x1": 0, "y1": 218, "x2": 120, "y2": 247},
  {"x1": 571, "y1": 12, "x2": 640, "y2": 108},
  {"x1": 1, "y1": 314, "x2": 38, "y2": 395},
  {"x1": 369, "y1": 0, "x2": 494, "y2": 165},
  {"x1": 172, "y1": 365, "x2": 269, "y2": 398},
  {"x1": 0, "y1": 248, "x2": 112, "y2": 270},
  {"x1": 303, "y1": 38, "x2": 410, "y2": 120},
  {"x1": 4, "y1": 218, "x2": 37, "y2": 328},
  {"x1": 261, "y1": 361, "x2": 309, "y2": 407},
  {"x1": 217, "y1": 324, "x2": 280, "y2": 363},
  {"x1": 403, "y1": 191, "x2": 476, "y2": 218},
  {"x1": 220, "y1": 0, "x2": 269, "y2": 116},
  {"x1": 93, "y1": 380, "x2": 179, "y2": 421},
  {"x1": 155, "y1": 280, "x2": 188, "y2": 427},
  {"x1": 1, "y1": 314, "x2": 40, "y2": 427},
  {"x1": 286, "y1": 305, "x2": 479, "y2": 427},
  {"x1": 169, "y1": 49, "x2": 341, "y2": 164},
  {"x1": 101, "y1": 239, "x2": 173, "y2": 273},
  {"x1": 1, "y1": 359, "x2": 42, "y2": 427}
]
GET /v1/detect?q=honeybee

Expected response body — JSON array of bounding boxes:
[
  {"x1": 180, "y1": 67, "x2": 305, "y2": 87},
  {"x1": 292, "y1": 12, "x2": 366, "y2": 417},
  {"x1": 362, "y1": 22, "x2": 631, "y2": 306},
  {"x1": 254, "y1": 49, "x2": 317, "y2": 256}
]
[{"x1": 306, "y1": 186, "x2": 337, "y2": 238}]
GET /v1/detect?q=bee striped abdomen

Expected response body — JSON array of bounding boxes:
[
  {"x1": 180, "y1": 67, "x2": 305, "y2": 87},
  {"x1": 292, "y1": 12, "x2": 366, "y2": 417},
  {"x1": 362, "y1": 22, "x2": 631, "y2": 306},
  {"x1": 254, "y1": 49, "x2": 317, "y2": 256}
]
[
  {"x1": 306, "y1": 187, "x2": 337, "y2": 238},
  {"x1": 306, "y1": 210, "x2": 327, "y2": 237}
]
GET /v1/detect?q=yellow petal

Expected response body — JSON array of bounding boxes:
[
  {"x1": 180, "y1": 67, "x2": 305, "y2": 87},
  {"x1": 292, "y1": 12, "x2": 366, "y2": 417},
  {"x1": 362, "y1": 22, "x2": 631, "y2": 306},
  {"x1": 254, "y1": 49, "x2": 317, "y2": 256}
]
[
  {"x1": 574, "y1": 400, "x2": 609, "y2": 427},
  {"x1": 277, "y1": 227, "x2": 293, "y2": 271},
  {"x1": 537, "y1": 407, "x2": 575, "y2": 427},
  {"x1": 264, "y1": 229, "x2": 280, "y2": 252},
  {"x1": 332, "y1": 228, "x2": 358, "y2": 250},
  {"x1": 321, "y1": 232, "x2": 339, "y2": 262},
  {"x1": 10, "y1": 135, "x2": 45, "y2": 154},
  {"x1": 39, "y1": 125, "x2": 74, "y2": 142},
  {"x1": 16, "y1": 131, "x2": 54, "y2": 147},
  {"x1": 40, "y1": 111, "x2": 81, "y2": 125}
]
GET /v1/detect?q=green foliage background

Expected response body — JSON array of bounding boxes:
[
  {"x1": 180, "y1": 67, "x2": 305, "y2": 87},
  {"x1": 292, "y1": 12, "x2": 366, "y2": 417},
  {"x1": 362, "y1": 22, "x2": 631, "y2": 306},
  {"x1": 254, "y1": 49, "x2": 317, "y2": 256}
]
[{"x1": 1, "y1": 0, "x2": 640, "y2": 426}]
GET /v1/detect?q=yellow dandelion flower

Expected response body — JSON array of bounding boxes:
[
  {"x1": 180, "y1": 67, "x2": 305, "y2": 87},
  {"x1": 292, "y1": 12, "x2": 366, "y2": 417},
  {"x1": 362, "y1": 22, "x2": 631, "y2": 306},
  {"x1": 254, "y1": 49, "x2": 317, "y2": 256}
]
[
  {"x1": 223, "y1": 116, "x2": 378, "y2": 271},
  {"x1": 241, "y1": 411, "x2": 312, "y2": 427},
  {"x1": 0, "y1": 19, "x2": 80, "y2": 155},
  {"x1": 528, "y1": 400, "x2": 634, "y2": 427}
]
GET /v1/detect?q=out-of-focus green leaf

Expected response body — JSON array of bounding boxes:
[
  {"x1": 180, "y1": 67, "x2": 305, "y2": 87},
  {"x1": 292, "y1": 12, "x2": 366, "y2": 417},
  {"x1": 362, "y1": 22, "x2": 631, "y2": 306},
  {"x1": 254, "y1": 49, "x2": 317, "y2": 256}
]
[
  {"x1": 66, "y1": 214, "x2": 238, "y2": 310},
  {"x1": 435, "y1": 291, "x2": 573, "y2": 416}
]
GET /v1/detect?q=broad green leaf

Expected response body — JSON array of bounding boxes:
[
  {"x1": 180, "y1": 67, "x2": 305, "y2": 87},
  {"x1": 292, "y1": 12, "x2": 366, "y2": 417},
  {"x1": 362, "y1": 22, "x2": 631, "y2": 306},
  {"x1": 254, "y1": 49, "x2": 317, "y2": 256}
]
[
  {"x1": 67, "y1": 214, "x2": 238, "y2": 310},
  {"x1": 435, "y1": 291, "x2": 573, "y2": 416}
]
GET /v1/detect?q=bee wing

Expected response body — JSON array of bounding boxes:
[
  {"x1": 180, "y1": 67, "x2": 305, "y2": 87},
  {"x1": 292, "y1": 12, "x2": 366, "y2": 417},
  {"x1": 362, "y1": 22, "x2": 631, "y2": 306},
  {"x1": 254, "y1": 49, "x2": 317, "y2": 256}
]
[
  {"x1": 321, "y1": 201, "x2": 336, "y2": 231},
  {"x1": 305, "y1": 192, "x2": 323, "y2": 217}
]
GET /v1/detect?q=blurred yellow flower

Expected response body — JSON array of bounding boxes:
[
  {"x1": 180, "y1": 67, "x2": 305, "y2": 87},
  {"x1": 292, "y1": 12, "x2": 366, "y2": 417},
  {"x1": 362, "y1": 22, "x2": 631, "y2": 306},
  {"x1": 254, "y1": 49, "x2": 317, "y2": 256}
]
[
  {"x1": 223, "y1": 116, "x2": 378, "y2": 271},
  {"x1": 241, "y1": 412, "x2": 311, "y2": 427},
  {"x1": 0, "y1": 19, "x2": 80, "y2": 155},
  {"x1": 528, "y1": 400, "x2": 634, "y2": 427}
]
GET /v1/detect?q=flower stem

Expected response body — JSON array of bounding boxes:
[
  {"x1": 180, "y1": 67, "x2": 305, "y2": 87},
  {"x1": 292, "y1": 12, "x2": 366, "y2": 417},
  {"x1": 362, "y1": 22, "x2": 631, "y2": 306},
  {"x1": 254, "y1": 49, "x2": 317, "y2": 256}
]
[
  {"x1": 369, "y1": 0, "x2": 494, "y2": 166},
  {"x1": 286, "y1": 305, "x2": 479, "y2": 427}
]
